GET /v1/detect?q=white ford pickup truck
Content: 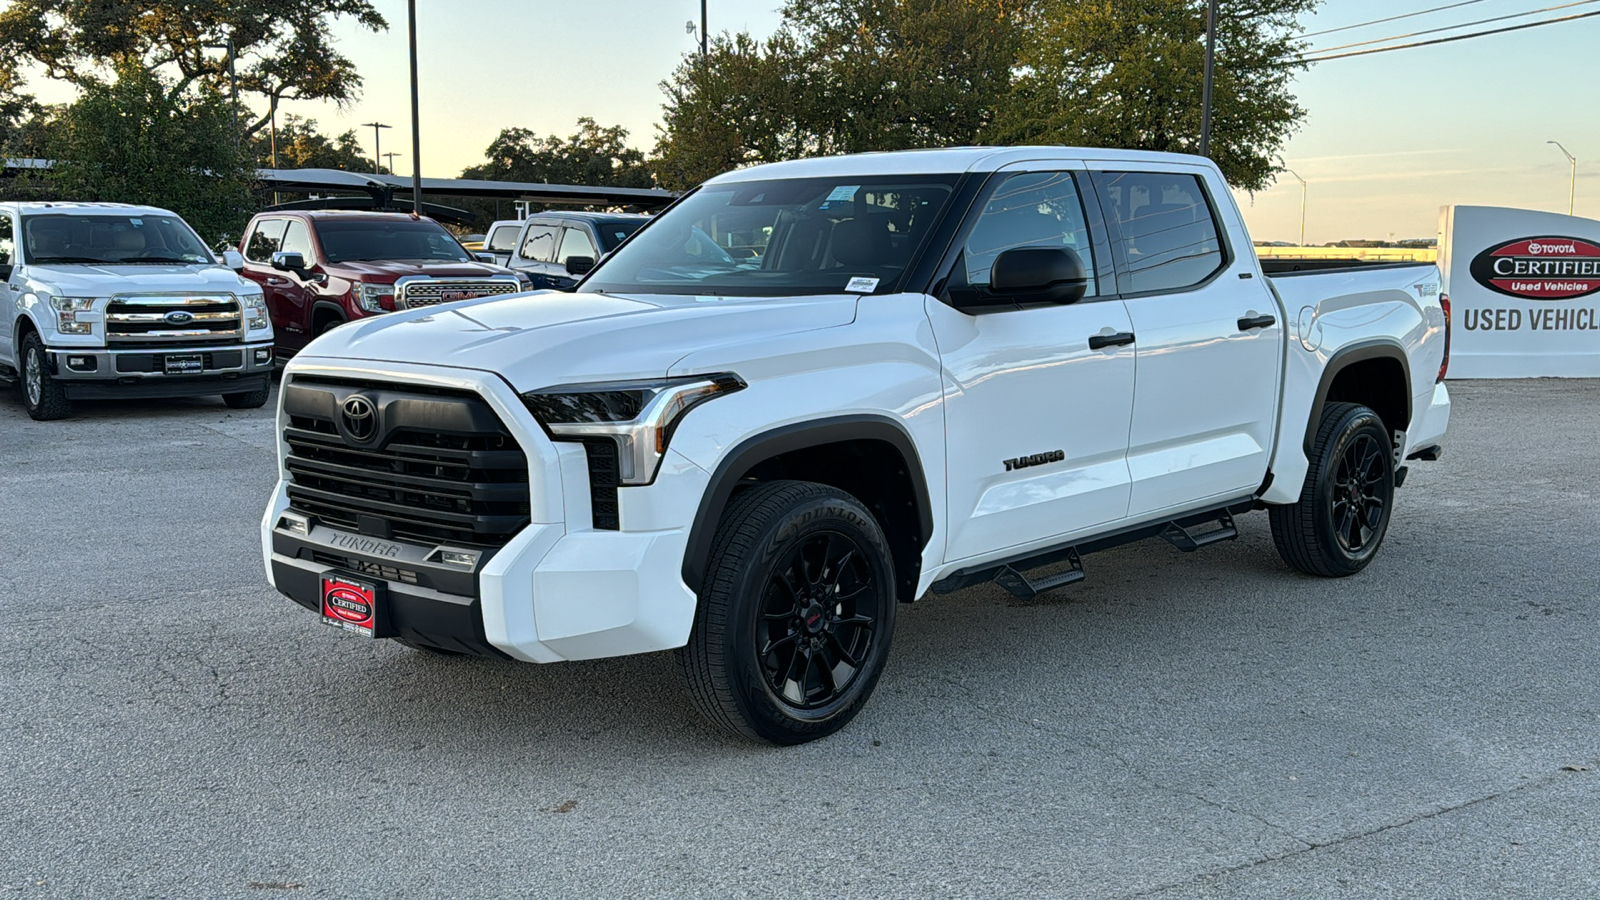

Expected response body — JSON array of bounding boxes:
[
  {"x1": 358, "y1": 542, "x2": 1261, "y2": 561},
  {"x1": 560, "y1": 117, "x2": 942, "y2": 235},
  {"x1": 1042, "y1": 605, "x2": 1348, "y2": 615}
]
[
  {"x1": 0, "y1": 202, "x2": 275, "y2": 420},
  {"x1": 262, "y1": 148, "x2": 1450, "y2": 744}
]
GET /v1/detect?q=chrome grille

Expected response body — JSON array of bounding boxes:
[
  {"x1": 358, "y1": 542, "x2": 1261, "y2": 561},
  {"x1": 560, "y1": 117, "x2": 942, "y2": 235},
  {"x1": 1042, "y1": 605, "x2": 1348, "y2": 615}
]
[
  {"x1": 106, "y1": 294, "x2": 242, "y2": 347},
  {"x1": 394, "y1": 279, "x2": 518, "y2": 310}
]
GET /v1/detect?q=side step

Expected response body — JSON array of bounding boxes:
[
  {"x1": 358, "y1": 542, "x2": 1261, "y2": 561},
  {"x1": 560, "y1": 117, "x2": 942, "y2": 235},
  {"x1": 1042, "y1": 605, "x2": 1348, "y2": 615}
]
[
  {"x1": 1159, "y1": 510, "x2": 1237, "y2": 552},
  {"x1": 992, "y1": 549, "x2": 1084, "y2": 601}
]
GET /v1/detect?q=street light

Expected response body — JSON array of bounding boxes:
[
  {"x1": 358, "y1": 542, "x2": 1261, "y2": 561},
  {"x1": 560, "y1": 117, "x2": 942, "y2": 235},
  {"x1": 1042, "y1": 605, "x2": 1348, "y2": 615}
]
[
  {"x1": 362, "y1": 121, "x2": 391, "y2": 174},
  {"x1": 407, "y1": 0, "x2": 423, "y2": 212},
  {"x1": 1285, "y1": 168, "x2": 1307, "y2": 247},
  {"x1": 1548, "y1": 140, "x2": 1577, "y2": 216},
  {"x1": 382, "y1": 152, "x2": 402, "y2": 175},
  {"x1": 1199, "y1": 0, "x2": 1217, "y2": 157}
]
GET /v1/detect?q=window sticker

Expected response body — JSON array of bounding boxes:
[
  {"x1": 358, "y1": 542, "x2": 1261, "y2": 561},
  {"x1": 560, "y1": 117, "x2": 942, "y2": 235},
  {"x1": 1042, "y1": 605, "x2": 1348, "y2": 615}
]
[
  {"x1": 825, "y1": 185, "x2": 859, "y2": 202},
  {"x1": 845, "y1": 276, "x2": 880, "y2": 293},
  {"x1": 130, "y1": 218, "x2": 143, "y2": 227}
]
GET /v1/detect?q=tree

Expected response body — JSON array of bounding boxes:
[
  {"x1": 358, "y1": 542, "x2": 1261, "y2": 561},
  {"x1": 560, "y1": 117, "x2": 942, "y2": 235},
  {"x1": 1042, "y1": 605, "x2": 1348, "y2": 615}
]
[
  {"x1": 44, "y1": 64, "x2": 254, "y2": 244},
  {"x1": 256, "y1": 115, "x2": 375, "y2": 172},
  {"x1": 0, "y1": 0, "x2": 386, "y2": 138},
  {"x1": 653, "y1": 0, "x2": 1022, "y2": 190},
  {"x1": 463, "y1": 118, "x2": 654, "y2": 189},
  {"x1": 989, "y1": 0, "x2": 1314, "y2": 191}
]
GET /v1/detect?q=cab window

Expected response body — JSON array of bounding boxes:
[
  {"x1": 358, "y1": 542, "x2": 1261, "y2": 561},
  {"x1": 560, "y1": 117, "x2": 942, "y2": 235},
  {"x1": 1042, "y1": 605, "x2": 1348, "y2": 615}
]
[
  {"x1": 245, "y1": 219, "x2": 288, "y2": 263},
  {"x1": 1092, "y1": 171, "x2": 1225, "y2": 294},
  {"x1": 520, "y1": 225, "x2": 559, "y2": 263},
  {"x1": 949, "y1": 170, "x2": 1098, "y2": 303},
  {"x1": 487, "y1": 225, "x2": 519, "y2": 253},
  {"x1": 0, "y1": 215, "x2": 13, "y2": 271},
  {"x1": 279, "y1": 220, "x2": 315, "y2": 262},
  {"x1": 557, "y1": 227, "x2": 597, "y2": 265}
]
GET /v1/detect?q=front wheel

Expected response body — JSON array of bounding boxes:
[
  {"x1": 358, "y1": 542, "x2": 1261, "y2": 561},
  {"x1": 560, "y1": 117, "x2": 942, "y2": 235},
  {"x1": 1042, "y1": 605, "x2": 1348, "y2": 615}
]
[
  {"x1": 679, "y1": 480, "x2": 897, "y2": 745},
  {"x1": 19, "y1": 331, "x2": 71, "y2": 420},
  {"x1": 1270, "y1": 402, "x2": 1396, "y2": 577}
]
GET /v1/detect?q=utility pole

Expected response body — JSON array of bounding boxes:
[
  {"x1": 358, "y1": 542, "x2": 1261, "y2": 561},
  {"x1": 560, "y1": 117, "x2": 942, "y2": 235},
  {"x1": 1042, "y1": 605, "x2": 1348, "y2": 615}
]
[
  {"x1": 1200, "y1": 0, "x2": 1217, "y2": 157},
  {"x1": 407, "y1": 0, "x2": 423, "y2": 212},
  {"x1": 382, "y1": 152, "x2": 402, "y2": 175},
  {"x1": 701, "y1": 0, "x2": 708, "y2": 55},
  {"x1": 362, "y1": 121, "x2": 391, "y2": 174},
  {"x1": 1286, "y1": 168, "x2": 1307, "y2": 247},
  {"x1": 1548, "y1": 140, "x2": 1577, "y2": 216}
]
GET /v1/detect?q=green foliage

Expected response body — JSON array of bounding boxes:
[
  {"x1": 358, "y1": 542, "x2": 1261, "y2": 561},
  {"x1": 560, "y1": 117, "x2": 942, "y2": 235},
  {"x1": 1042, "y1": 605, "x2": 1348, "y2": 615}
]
[
  {"x1": 654, "y1": 0, "x2": 1315, "y2": 191},
  {"x1": 464, "y1": 118, "x2": 654, "y2": 189},
  {"x1": 992, "y1": 0, "x2": 1313, "y2": 191},
  {"x1": 0, "y1": 0, "x2": 387, "y2": 137},
  {"x1": 255, "y1": 115, "x2": 374, "y2": 172},
  {"x1": 44, "y1": 64, "x2": 254, "y2": 244}
]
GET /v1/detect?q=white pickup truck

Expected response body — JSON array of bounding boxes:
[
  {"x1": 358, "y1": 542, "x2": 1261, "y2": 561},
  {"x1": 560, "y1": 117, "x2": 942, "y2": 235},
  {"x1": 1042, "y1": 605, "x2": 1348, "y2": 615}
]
[
  {"x1": 262, "y1": 148, "x2": 1450, "y2": 744},
  {"x1": 1, "y1": 202, "x2": 274, "y2": 420}
]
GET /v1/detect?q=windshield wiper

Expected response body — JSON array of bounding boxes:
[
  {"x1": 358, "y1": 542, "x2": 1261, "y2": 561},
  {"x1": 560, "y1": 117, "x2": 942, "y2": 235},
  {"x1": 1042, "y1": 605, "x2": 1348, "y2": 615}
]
[
  {"x1": 30, "y1": 256, "x2": 107, "y2": 264},
  {"x1": 118, "y1": 256, "x2": 197, "y2": 264}
]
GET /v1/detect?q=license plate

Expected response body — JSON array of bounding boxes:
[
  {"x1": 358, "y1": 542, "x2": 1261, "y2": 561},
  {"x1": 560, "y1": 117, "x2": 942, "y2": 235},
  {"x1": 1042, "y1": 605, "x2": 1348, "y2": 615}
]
[
  {"x1": 163, "y1": 354, "x2": 203, "y2": 375},
  {"x1": 321, "y1": 574, "x2": 379, "y2": 637}
]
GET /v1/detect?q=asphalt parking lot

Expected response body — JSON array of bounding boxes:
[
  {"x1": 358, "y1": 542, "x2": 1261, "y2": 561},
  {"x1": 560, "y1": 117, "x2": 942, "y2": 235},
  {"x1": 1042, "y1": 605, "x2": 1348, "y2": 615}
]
[{"x1": 2, "y1": 378, "x2": 1599, "y2": 899}]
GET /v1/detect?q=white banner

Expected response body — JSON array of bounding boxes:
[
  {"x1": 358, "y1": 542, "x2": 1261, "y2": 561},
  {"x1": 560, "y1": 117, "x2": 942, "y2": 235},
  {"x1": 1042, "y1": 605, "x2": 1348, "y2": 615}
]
[{"x1": 1439, "y1": 204, "x2": 1600, "y2": 378}]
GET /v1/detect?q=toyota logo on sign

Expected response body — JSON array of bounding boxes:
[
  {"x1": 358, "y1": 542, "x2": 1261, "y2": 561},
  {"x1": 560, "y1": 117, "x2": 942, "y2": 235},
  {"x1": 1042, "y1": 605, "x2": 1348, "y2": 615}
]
[
  {"x1": 1469, "y1": 235, "x2": 1600, "y2": 300},
  {"x1": 341, "y1": 395, "x2": 377, "y2": 441}
]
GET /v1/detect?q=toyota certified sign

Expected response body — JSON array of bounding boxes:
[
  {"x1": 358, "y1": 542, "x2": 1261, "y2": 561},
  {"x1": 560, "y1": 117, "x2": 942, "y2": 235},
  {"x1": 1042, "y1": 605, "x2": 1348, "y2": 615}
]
[{"x1": 1469, "y1": 235, "x2": 1600, "y2": 300}]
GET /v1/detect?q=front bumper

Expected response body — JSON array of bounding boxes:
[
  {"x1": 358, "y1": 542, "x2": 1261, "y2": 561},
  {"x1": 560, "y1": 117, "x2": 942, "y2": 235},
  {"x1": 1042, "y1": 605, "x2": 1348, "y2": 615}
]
[
  {"x1": 50, "y1": 341, "x2": 275, "y2": 399},
  {"x1": 261, "y1": 358, "x2": 706, "y2": 664}
]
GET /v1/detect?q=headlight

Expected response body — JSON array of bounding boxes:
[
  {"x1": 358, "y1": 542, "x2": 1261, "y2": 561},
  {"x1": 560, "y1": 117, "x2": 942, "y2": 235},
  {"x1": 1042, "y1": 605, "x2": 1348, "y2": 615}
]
[
  {"x1": 522, "y1": 374, "x2": 745, "y2": 485},
  {"x1": 241, "y1": 293, "x2": 269, "y2": 330},
  {"x1": 49, "y1": 296, "x2": 96, "y2": 334},
  {"x1": 356, "y1": 283, "x2": 394, "y2": 313}
]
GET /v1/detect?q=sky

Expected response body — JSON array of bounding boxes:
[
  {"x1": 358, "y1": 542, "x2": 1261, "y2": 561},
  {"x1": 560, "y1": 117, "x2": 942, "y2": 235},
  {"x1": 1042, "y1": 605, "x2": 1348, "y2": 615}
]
[{"x1": 23, "y1": 0, "x2": 1600, "y2": 243}]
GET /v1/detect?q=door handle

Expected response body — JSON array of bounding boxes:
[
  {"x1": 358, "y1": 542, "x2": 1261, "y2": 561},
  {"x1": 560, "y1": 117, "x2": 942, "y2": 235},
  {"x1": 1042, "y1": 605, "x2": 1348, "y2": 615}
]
[
  {"x1": 1088, "y1": 332, "x2": 1136, "y2": 350},
  {"x1": 1237, "y1": 314, "x2": 1276, "y2": 331}
]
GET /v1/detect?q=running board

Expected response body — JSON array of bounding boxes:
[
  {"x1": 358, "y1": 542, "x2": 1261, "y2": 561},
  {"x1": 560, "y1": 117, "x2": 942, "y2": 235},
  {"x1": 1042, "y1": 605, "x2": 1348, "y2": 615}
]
[
  {"x1": 992, "y1": 549, "x2": 1085, "y2": 601},
  {"x1": 1159, "y1": 511, "x2": 1237, "y2": 552}
]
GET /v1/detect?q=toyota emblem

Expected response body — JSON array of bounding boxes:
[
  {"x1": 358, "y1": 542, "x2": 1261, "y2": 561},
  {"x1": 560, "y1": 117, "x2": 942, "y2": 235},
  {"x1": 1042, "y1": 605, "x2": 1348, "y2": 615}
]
[
  {"x1": 341, "y1": 395, "x2": 377, "y2": 441},
  {"x1": 164, "y1": 310, "x2": 195, "y2": 325}
]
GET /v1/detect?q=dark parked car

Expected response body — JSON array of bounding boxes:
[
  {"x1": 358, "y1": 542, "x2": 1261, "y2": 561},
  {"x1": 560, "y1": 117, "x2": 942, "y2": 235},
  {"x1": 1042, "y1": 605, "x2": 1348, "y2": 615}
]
[{"x1": 505, "y1": 212, "x2": 649, "y2": 291}]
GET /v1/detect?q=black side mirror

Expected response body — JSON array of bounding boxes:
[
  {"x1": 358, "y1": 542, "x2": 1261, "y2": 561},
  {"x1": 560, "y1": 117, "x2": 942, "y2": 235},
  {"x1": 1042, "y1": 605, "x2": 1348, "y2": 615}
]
[
  {"x1": 271, "y1": 251, "x2": 306, "y2": 272},
  {"x1": 564, "y1": 255, "x2": 595, "y2": 276},
  {"x1": 991, "y1": 247, "x2": 1089, "y2": 305}
]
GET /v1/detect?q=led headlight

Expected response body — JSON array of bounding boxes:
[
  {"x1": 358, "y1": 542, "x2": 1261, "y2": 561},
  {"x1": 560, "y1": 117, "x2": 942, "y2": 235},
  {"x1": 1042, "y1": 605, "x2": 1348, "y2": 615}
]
[
  {"x1": 49, "y1": 296, "x2": 96, "y2": 334},
  {"x1": 241, "y1": 292, "x2": 269, "y2": 330},
  {"x1": 522, "y1": 374, "x2": 745, "y2": 485},
  {"x1": 356, "y1": 283, "x2": 394, "y2": 312}
]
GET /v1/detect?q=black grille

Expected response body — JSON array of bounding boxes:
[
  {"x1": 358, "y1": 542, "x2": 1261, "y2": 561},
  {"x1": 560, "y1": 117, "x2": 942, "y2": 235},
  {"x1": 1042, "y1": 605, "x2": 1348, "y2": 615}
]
[
  {"x1": 582, "y1": 440, "x2": 621, "y2": 530},
  {"x1": 310, "y1": 551, "x2": 421, "y2": 585},
  {"x1": 282, "y1": 376, "x2": 532, "y2": 548},
  {"x1": 115, "y1": 350, "x2": 243, "y2": 373}
]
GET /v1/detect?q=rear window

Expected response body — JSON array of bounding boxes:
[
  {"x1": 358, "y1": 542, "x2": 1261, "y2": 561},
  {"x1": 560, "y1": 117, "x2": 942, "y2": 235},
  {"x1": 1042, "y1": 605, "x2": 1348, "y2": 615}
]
[
  {"x1": 487, "y1": 224, "x2": 519, "y2": 252},
  {"x1": 313, "y1": 218, "x2": 469, "y2": 264},
  {"x1": 1092, "y1": 171, "x2": 1226, "y2": 294},
  {"x1": 596, "y1": 220, "x2": 644, "y2": 252}
]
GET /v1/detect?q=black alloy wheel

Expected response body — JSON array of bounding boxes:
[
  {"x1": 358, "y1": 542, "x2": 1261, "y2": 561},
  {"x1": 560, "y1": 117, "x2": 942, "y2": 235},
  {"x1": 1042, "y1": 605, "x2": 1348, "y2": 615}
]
[
  {"x1": 1270, "y1": 401, "x2": 1397, "y2": 577},
  {"x1": 1329, "y1": 430, "x2": 1389, "y2": 555},
  {"x1": 757, "y1": 530, "x2": 880, "y2": 711}
]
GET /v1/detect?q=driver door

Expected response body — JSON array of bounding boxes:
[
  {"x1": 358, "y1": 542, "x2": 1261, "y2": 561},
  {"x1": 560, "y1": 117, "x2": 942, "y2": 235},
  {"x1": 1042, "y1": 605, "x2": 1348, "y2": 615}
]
[{"x1": 927, "y1": 164, "x2": 1138, "y2": 564}]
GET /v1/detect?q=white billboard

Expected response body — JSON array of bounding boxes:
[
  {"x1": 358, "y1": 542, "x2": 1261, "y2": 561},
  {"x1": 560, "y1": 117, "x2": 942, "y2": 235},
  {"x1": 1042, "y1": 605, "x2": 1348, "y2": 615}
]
[{"x1": 1439, "y1": 204, "x2": 1600, "y2": 378}]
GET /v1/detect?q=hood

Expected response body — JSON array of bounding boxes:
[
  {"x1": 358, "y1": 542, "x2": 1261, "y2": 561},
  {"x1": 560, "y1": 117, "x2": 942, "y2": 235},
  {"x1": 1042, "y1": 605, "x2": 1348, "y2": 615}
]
[
  {"x1": 26, "y1": 262, "x2": 256, "y2": 295},
  {"x1": 325, "y1": 260, "x2": 513, "y2": 280},
  {"x1": 296, "y1": 290, "x2": 860, "y2": 389}
]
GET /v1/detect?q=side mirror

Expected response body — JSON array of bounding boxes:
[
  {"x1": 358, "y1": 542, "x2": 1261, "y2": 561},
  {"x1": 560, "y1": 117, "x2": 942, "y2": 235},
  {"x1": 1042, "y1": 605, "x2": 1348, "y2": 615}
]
[
  {"x1": 564, "y1": 255, "x2": 596, "y2": 276},
  {"x1": 991, "y1": 247, "x2": 1089, "y2": 305},
  {"x1": 271, "y1": 251, "x2": 306, "y2": 272},
  {"x1": 221, "y1": 249, "x2": 245, "y2": 271},
  {"x1": 474, "y1": 252, "x2": 497, "y2": 264}
]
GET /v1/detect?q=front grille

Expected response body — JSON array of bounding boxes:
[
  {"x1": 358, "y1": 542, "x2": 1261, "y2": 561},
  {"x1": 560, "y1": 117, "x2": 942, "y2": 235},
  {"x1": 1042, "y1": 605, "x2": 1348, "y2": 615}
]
[
  {"x1": 582, "y1": 440, "x2": 621, "y2": 530},
  {"x1": 395, "y1": 279, "x2": 518, "y2": 310},
  {"x1": 115, "y1": 350, "x2": 243, "y2": 374},
  {"x1": 282, "y1": 375, "x2": 532, "y2": 548},
  {"x1": 309, "y1": 551, "x2": 421, "y2": 585},
  {"x1": 106, "y1": 295, "x2": 242, "y2": 347}
]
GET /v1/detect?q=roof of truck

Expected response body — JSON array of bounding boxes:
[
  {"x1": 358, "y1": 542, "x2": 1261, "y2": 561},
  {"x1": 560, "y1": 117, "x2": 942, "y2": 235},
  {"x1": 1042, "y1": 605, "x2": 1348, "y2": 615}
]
[
  {"x1": 704, "y1": 146, "x2": 1219, "y2": 184},
  {"x1": 1, "y1": 201, "x2": 179, "y2": 216}
]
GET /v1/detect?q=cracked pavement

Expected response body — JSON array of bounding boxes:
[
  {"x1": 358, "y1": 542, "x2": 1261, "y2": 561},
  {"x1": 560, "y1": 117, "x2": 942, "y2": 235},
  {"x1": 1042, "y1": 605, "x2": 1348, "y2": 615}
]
[{"x1": 2, "y1": 379, "x2": 1598, "y2": 898}]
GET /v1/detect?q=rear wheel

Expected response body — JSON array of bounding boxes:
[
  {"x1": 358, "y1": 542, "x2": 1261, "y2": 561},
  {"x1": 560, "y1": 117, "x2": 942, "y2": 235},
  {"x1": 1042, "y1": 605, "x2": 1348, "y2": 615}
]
[
  {"x1": 1270, "y1": 402, "x2": 1396, "y2": 577},
  {"x1": 679, "y1": 480, "x2": 896, "y2": 745},
  {"x1": 19, "y1": 331, "x2": 71, "y2": 421}
]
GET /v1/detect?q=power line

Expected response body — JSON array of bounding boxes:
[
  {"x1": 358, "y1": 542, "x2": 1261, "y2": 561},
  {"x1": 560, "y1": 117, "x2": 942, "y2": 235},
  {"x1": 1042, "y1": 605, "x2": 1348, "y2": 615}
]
[
  {"x1": 1309, "y1": 0, "x2": 1599, "y2": 54},
  {"x1": 1300, "y1": 0, "x2": 1491, "y2": 39},
  {"x1": 1302, "y1": 8, "x2": 1600, "y2": 61}
]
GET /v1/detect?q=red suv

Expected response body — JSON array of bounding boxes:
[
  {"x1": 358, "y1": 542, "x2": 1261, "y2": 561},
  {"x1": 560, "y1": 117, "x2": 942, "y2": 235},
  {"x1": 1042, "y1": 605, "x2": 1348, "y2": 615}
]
[{"x1": 233, "y1": 211, "x2": 527, "y2": 359}]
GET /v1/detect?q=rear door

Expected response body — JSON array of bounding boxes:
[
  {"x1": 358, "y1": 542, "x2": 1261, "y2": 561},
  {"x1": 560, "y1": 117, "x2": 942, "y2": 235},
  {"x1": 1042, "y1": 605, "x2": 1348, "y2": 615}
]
[
  {"x1": 1088, "y1": 165, "x2": 1283, "y2": 518},
  {"x1": 928, "y1": 163, "x2": 1138, "y2": 563}
]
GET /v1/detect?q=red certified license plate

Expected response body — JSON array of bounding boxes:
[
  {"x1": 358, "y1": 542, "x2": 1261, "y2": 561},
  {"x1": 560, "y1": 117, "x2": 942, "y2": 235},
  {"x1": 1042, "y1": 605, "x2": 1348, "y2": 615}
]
[{"x1": 321, "y1": 574, "x2": 379, "y2": 637}]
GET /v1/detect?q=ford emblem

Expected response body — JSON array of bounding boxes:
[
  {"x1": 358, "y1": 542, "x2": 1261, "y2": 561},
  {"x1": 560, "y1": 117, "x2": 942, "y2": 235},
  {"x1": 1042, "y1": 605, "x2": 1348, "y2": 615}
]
[
  {"x1": 164, "y1": 310, "x2": 195, "y2": 325},
  {"x1": 341, "y1": 395, "x2": 377, "y2": 441}
]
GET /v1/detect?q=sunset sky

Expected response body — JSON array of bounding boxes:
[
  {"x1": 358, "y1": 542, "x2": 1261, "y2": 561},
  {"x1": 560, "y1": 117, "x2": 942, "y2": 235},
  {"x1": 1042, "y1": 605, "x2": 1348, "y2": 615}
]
[{"x1": 26, "y1": 1, "x2": 1600, "y2": 243}]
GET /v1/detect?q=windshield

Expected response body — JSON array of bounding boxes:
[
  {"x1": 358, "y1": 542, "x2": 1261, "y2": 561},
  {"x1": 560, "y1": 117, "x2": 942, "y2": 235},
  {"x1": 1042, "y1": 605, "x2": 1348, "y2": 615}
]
[
  {"x1": 580, "y1": 175, "x2": 960, "y2": 296},
  {"x1": 595, "y1": 220, "x2": 644, "y2": 252},
  {"x1": 22, "y1": 214, "x2": 213, "y2": 265},
  {"x1": 314, "y1": 218, "x2": 470, "y2": 264}
]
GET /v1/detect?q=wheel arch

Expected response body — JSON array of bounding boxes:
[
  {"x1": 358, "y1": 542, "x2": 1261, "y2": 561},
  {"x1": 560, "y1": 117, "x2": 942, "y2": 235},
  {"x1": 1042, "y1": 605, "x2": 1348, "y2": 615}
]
[
  {"x1": 311, "y1": 300, "x2": 347, "y2": 331},
  {"x1": 1305, "y1": 340, "x2": 1412, "y2": 455},
  {"x1": 681, "y1": 415, "x2": 935, "y2": 604}
]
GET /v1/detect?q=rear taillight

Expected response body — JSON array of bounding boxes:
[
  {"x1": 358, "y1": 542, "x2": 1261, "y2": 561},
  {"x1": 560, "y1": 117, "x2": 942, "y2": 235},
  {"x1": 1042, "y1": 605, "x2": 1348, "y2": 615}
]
[{"x1": 1437, "y1": 293, "x2": 1451, "y2": 383}]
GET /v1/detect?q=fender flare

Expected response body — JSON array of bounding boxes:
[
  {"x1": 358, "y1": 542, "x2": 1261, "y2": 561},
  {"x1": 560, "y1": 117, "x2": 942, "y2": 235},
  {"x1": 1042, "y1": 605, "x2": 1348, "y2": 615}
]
[
  {"x1": 680, "y1": 414, "x2": 935, "y2": 592},
  {"x1": 1303, "y1": 339, "x2": 1412, "y2": 454},
  {"x1": 311, "y1": 300, "x2": 348, "y2": 329}
]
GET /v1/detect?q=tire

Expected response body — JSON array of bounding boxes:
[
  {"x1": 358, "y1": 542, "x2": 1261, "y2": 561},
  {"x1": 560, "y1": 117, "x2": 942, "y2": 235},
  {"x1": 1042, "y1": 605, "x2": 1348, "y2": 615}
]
[
  {"x1": 679, "y1": 480, "x2": 897, "y2": 745},
  {"x1": 222, "y1": 387, "x2": 270, "y2": 409},
  {"x1": 18, "y1": 331, "x2": 71, "y2": 421},
  {"x1": 1270, "y1": 401, "x2": 1396, "y2": 577}
]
